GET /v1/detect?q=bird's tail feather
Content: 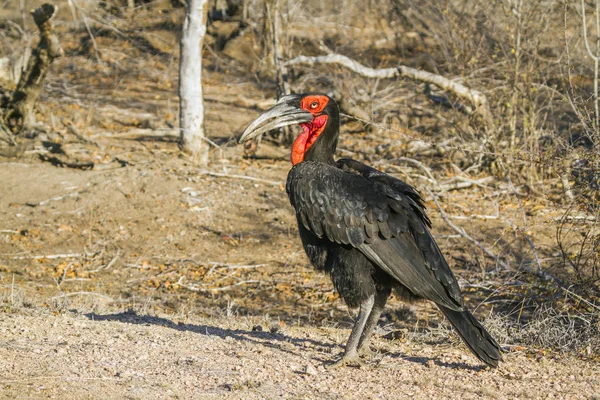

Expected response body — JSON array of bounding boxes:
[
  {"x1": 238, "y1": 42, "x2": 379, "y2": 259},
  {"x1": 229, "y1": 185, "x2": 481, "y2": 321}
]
[{"x1": 438, "y1": 305, "x2": 502, "y2": 367}]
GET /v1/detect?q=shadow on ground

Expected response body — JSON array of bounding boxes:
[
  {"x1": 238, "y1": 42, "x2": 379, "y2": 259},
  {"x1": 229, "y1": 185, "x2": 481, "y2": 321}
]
[
  {"x1": 85, "y1": 310, "x2": 337, "y2": 357},
  {"x1": 84, "y1": 310, "x2": 486, "y2": 371}
]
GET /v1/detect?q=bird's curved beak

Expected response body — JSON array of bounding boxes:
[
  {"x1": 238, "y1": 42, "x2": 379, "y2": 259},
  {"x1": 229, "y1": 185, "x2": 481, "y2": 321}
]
[{"x1": 238, "y1": 95, "x2": 313, "y2": 143}]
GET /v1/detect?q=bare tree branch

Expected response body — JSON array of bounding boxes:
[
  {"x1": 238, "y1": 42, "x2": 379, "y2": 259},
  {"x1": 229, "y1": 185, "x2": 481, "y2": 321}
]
[{"x1": 284, "y1": 53, "x2": 493, "y2": 125}]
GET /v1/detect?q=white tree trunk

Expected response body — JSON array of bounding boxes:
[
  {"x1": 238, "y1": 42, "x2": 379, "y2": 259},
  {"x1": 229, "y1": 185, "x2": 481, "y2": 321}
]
[{"x1": 179, "y1": 0, "x2": 209, "y2": 164}]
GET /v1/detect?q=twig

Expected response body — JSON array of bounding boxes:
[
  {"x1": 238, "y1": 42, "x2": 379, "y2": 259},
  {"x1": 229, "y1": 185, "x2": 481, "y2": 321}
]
[
  {"x1": 554, "y1": 215, "x2": 597, "y2": 222},
  {"x1": 437, "y1": 176, "x2": 494, "y2": 192},
  {"x1": 206, "y1": 261, "x2": 267, "y2": 269},
  {"x1": 197, "y1": 170, "x2": 283, "y2": 186},
  {"x1": 389, "y1": 157, "x2": 437, "y2": 183},
  {"x1": 51, "y1": 291, "x2": 113, "y2": 301},
  {"x1": 0, "y1": 376, "x2": 122, "y2": 384},
  {"x1": 447, "y1": 214, "x2": 499, "y2": 220},
  {"x1": 175, "y1": 276, "x2": 260, "y2": 292},
  {"x1": 57, "y1": 263, "x2": 71, "y2": 285},
  {"x1": 11, "y1": 253, "x2": 83, "y2": 260},
  {"x1": 26, "y1": 178, "x2": 113, "y2": 207},
  {"x1": 580, "y1": 0, "x2": 600, "y2": 132},
  {"x1": 69, "y1": 0, "x2": 102, "y2": 64},
  {"x1": 66, "y1": 121, "x2": 98, "y2": 146},
  {"x1": 503, "y1": 217, "x2": 543, "y2": 272},
  {"x1": 424, "y1": 187, "x2": 511, "y2": 270},
  {"x1": 11, "y1": 274, "x2": 15, "y2": 306},
  {"x1": 86, "y1": 250, "x2": 121, "y2": 274},
  {"x1": 503, "y1": 165, "x2": 543, "y2": 273},
  {"x1": 27, "y1": 190, "x2": 86, "y2": 207},
  {"x1": 561, "y1": 286, "x2": 600, "y2": 312}
]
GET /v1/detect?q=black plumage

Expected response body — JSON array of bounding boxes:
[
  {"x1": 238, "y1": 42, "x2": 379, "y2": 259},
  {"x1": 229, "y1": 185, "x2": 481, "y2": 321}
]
[{"x1": 239, "y1": 93, "x2": 502, "y2": 367}]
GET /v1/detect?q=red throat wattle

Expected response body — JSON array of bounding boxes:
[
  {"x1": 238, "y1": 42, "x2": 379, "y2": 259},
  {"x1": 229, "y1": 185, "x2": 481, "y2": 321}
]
[{"x1": 291, "y1": 115, "x2": 328, "y2": 165}]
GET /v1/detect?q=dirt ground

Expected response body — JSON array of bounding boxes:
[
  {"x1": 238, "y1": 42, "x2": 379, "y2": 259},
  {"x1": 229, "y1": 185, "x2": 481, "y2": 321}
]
[
  {"x1": 1, "y1": 309, "x2": 599, "y2": 399},
  {"x1": 1, "y1": 1, "x2": 599, "y2": 398}
]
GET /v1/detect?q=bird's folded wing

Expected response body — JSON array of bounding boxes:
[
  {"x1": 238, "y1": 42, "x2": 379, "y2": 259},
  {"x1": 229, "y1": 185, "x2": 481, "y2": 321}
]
[{"x1": 287, "y1": 161, "x2": 463, "y2": 310}]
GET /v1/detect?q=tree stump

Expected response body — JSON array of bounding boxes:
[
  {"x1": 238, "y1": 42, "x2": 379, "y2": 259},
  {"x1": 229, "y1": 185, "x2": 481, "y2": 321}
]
[{"x1": 1, "y1": 3, "x2": 63, "y2": 138}]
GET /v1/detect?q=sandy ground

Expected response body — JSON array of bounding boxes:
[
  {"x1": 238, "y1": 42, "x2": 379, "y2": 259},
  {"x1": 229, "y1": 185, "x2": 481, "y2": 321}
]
[{"x1": 1, "y1": 309, "x2": 599, "y2": 400}]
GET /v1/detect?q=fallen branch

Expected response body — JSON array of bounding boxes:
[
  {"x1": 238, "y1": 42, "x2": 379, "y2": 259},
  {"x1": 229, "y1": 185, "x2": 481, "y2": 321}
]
[
  {"x1": 39, "y1": 154, "x2": 94, "y2": 170},
  {"x1": 204, "y1": 94, "x2": 275, "y2": 110},
  {"x1": 175, "y1": 276, "x2": 260, "y2": 292},
  {"x1": 555, "y1": 215, "x2": 597, "y2": 222},
  {"x1": 26, "y1": 189, "x2": 87, "y2": 207},
  {"x1": 448, "y1": 214, "x2": 499, "y2": 220},
  {"x1": 11, "y1": 253, "x2": 83, "y2": 260},
  {"x1": 206, "y1": 262, "x2": 267, "y2": 270},
  {"x1": 25, "y1": 178, "x2": 112, "y2": 207},
  {"x1": 91, "y1": 128, "x2": 179, "y2": 140},
  {"x1": 51, "y1": 291, "x2": 113, "y2": 302},
  {"x1": 284, "y1": 53, "x2": 493, "y2": 125},
  {"x1": 198, "y1": 170, "x2": 283, "y2": 186},
  {"x1": 437, "y1": 176, "x2": 494, "y2": 192}
]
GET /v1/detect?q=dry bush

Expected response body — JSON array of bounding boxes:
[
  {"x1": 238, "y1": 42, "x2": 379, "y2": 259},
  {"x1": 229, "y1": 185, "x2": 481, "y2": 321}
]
[
  {"x1": 557, "y1": 208, "x2": 600, "y2": 284},
  {"x1": 484, "y1": 305, "x2": 600, "y2": 357}
]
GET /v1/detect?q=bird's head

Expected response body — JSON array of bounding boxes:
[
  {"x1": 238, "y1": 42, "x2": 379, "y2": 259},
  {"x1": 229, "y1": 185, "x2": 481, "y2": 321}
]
[{"x1": 239, "y1": 93, "x2": 340, "y2": 165}]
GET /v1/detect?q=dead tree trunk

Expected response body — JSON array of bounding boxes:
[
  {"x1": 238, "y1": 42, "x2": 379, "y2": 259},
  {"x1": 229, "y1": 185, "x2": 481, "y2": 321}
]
[
  {"x1": 260, "y1": 0, "x2": 274, "y2": 72},
  {"x1": 179, "y1": 0, "x2": 210, "y2": 165},
  {"x1": 2, "y1": 3, "x2": 63, "y2": 137},
  {"x1": 272, "y1": 0, "x2": 289, "y2": 100},
  {"x1": 271, "y1": 0, "x2": 292, "y2": 144}
]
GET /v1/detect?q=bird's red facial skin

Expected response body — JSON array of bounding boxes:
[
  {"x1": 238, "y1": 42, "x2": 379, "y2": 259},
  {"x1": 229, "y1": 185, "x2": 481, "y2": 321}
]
[
  {"x1": 300, "y1": 95, "x2": 329, "y2": 115},
  {"x1": 291, "y1": 114, "x2": 328, "y2": 165},
  {"x1": 291, "y1": 95, "x2": 330, "y2": 165}
]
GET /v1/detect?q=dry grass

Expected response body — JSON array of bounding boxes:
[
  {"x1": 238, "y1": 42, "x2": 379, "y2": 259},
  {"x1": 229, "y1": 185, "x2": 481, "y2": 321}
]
[{"x1": 485, "y1": 305, "x2": 600, "y2": 357}]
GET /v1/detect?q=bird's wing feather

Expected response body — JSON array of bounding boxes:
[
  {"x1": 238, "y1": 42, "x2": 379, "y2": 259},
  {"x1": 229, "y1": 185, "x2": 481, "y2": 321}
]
[{"x1": 286, "y1": 160, "x2": 463, "y2": 310}]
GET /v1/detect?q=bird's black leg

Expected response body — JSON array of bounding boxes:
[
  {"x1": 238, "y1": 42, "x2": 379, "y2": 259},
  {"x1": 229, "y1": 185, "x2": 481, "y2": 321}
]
[
  {"x1": 330, "y1": 294, "x2": 375, "y2": 367},
  {"x1": 357, "y1": 287, "x2": 390, "y2": 357}
]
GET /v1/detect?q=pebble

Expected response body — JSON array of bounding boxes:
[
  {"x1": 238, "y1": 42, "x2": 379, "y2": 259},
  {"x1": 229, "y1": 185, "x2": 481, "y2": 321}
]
[{"x1": 303, "y1": 365, "x2": 318, "y2": 376}]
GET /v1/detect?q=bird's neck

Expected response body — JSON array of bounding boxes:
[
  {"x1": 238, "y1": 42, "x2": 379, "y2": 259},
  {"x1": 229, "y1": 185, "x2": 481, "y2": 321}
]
[{"x1": 299, "y1": 111, "x2": 339, "y2": 166}]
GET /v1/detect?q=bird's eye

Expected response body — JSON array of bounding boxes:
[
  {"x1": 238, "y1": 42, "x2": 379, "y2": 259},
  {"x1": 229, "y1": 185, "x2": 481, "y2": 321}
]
[{"x1": 310, "y1": 101, "x2": 319, "y2": 109}]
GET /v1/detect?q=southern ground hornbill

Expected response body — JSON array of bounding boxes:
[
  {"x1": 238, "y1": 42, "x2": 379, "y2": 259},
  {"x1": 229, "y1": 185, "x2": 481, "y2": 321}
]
[{"x1": 239, "y1": 93, "x2": 502, "y2": 367}]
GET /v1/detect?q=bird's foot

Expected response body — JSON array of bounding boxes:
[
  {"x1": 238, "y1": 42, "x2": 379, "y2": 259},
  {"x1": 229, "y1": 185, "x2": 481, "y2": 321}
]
[{"x1": 327, "y1": 351, "x2": 363, "y2": 369}]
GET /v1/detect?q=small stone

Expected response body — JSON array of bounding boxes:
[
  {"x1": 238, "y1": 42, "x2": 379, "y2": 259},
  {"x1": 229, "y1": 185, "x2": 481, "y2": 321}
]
[
  {"x1": 270, "y1": 326, "x2": 281, "y2": 334},
  {"x1": 425, "y1": 360, "x2": 435, "y2": 368},
  {"x1": 303, "y1": 365, "x2": 318, "y2": 376},
  {"x1": 252, "y1": 325, "x2": 263, "y2": 332}
]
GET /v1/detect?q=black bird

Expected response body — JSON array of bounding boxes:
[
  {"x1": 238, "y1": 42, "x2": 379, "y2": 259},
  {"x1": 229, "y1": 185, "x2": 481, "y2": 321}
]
[{"x1": 239, "y1": 94, "x2": 502, "y2": 367}]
